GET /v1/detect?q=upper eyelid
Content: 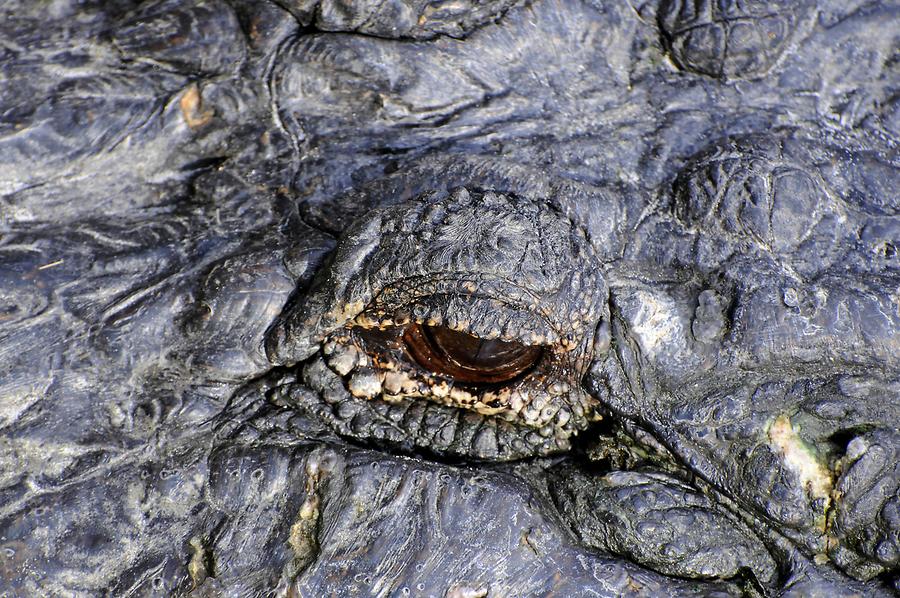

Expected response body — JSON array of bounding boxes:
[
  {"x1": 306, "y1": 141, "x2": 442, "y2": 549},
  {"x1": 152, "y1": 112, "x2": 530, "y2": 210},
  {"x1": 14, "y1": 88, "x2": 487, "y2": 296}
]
[
  {"x1": 267, "y1": 190, "x2": 608, "y2": 367},
  {"x1": 362, "y1": 274, "x2": 597, "y2": 338},
  {"x1": 351, "y1": 293, "x2": 565, "y2": 348}
]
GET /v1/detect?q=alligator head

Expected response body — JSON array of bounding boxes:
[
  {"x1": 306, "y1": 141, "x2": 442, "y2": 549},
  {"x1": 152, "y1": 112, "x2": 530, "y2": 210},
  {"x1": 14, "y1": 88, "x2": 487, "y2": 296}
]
[{"x1": 0, "y1": 0, "x2": 897, "y2": 595}]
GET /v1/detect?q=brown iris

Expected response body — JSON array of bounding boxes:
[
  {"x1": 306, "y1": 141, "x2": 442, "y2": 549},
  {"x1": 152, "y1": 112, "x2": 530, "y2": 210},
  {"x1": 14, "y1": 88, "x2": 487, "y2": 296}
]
[{"x1": 402, "y1": 324, "x2": 542, "y2": 385}]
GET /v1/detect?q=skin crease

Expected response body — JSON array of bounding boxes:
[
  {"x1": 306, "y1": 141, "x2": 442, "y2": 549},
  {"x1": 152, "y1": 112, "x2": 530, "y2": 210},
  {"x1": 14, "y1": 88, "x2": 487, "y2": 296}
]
[{"x1": 0, "y1": 0, "x2": 898, "y2": 596}]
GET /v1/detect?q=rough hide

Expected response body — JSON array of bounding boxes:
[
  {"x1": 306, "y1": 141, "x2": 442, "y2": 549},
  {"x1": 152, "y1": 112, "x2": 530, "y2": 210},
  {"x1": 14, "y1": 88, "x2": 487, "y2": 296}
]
[{"x1": 0, "y1": 0, "x2": 898, "y2": 596}]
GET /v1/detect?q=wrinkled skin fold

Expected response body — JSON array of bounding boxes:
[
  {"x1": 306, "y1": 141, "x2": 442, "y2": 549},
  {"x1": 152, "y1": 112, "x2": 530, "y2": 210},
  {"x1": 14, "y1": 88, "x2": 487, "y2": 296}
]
[{"x1": 0, "y1": 0, "x2": 898, "y2": 596}]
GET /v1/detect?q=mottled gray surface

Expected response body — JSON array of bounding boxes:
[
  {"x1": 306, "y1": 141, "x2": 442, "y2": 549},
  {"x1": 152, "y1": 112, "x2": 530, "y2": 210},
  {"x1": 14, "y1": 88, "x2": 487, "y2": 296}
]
[{"x1": 0, "y1": 0, "x2": 898, "y2": 596}]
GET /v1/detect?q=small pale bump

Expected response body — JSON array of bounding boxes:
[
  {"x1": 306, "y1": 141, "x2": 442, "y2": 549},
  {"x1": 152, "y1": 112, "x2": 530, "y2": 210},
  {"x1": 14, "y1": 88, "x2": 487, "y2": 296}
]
[
  {"x1": 528, "y1": 393, "x2": 548, "y2": 411},
  {"x1": 498, "y1": 410, "x2": 520, "y2": 423},
  {"x1": 380, "y1": 393, "x2": 407, "y2": 404},
  {"x1": 348, "y1": 369, "x2": 382, "y2": 398},
  {"x1": 383, "y1": 372, "x2": 405, "y2": 395},
  {"x1": 377, "y1": 359, "x2": 397, "y2": 371},
  {"x1": 560, "y1": 335, "x2": 578, "y2": 351},
  {"x1": 523, "y1": 406, "x2": 541, "y2": 424},
  {"x1": 480, "y1": 390, "x2": 498, "y2": 403},
  {"x1": 508, "y1": 393, "x2": 525, "y2": 414},
  {"x1": 782, "y1": 287, "x2": 800, "y2": 308},
  {"x1": 452, "y1": 319, "x2": 470, "y2": 331},
  {"x1": 336, "y1": 401, "x2": 360, "y2": 419},
  {"x1": 354, "y1": 313, "x2": 378, "y2": 328},
  {"x1": 540, "y1": 405, "x2": 558, "y2": 421},
  {"x1": 525, "y1": 431, "x2": 544, "y2": 446},
  {"x1": 550, "y1": 381, "x2": 570, "y2": 395},
  {"x1": 593, "y1": 320, "x2": 611, "y2": 355},
  {"x1": 327, "y1": 345, "x2": 360, "y2": 377}
]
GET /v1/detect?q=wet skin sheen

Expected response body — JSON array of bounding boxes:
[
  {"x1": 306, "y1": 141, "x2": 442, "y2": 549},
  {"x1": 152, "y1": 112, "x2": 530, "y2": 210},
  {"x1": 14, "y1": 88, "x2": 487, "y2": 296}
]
[{"x1": 0, "y1": 0, "x2": 898, "y2": 596}]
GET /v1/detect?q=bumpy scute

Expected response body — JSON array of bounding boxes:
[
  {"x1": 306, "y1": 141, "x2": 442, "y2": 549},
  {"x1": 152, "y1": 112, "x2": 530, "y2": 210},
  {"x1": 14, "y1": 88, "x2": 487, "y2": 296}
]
[{"x1": 659, "y1": 0, "x2": 812, "y2": 79}]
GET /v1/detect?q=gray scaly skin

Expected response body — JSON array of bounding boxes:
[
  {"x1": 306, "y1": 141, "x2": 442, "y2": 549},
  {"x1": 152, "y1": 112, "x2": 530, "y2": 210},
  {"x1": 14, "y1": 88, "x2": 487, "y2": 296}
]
[{"x1": 0, "y1": 0, "x2": 897, "y2": 595}]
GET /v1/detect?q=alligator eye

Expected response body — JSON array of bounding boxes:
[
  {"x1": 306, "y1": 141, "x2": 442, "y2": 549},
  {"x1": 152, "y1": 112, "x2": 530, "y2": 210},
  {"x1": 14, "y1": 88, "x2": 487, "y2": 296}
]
[
  {"x1": 270, "y1": 188, "x2": 608, "y2": 459},
  {"x1": 402, "y1": 323, "x2": 542, "y2": 385}
]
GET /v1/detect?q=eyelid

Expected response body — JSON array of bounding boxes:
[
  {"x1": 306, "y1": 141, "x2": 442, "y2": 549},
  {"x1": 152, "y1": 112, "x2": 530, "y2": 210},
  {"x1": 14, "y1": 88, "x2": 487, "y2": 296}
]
[
  {"x1": 267, "y1": 190, "x2": 610, "y2": 459},
  {"x1": 267, "y1": 191, "x2": 608, "y2": 370},
  {"x1": 352, "y1": 288, "x2": 567, "y2": 349}
]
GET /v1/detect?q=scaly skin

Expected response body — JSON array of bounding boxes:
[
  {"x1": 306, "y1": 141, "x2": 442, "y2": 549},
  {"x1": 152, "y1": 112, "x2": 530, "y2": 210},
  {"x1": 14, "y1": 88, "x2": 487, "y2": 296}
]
[{"x1": 0, "y1": 0, "x2": 897, "y2": 595}]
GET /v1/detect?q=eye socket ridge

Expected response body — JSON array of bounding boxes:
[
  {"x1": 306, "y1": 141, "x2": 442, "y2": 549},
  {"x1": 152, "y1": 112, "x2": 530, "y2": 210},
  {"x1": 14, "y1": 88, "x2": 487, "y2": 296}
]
[{"x1": 402, "y1": 323, "x2": 543, "y2": 386}]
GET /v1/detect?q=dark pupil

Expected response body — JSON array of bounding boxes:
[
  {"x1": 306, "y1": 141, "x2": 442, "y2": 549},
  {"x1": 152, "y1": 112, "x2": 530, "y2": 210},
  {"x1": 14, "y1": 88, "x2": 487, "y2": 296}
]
[{"x1": 403, "y1": 324, "x2": 542, "y2": 385}]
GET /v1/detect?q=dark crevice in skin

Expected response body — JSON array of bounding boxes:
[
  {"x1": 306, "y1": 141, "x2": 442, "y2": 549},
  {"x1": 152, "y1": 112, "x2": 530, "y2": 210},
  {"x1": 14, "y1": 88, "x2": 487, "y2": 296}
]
[
  {"x1": 180, "y1": 155, "x2": 229, "y2": 172},
  {"x1": 564, "y1": 416, "x2": 625, "y2": 474},
  {"x1": 370, "y1": 146, "x2": 417, "y2": 157},
  {"x1": 875, "y1": 570, "x2": 900, "y2": 594},
  {"x1": 319, "y1": 427, "x2": 500, "y2": 469},
  {"x1": 826, "y1": 424, "x2": 877, "y2": 455},
  {"x1": 576, "y1": 364, "x2": 812, "y2": 591},
  {"x1": 292, "y1": 201, "x2": 340, "y2": 241},
  {"x1": 266, "y1": 0, "x2": 528, "y2": 44}
]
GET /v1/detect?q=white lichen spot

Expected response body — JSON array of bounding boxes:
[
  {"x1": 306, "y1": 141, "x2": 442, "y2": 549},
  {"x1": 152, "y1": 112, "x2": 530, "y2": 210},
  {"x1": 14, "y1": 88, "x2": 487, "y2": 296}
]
[
  {"x1": 188, "y1": 536, "x2": 209, "y2": 587},
  {"x1": 768, "y1": 414, "x2": 834, "y2": 506},
  {"x1": 628, "y1": 291, "x2": 682, "y2": 356},
  {"x1": 445, "y1": 585, "x2": 488, "y2": 598}
]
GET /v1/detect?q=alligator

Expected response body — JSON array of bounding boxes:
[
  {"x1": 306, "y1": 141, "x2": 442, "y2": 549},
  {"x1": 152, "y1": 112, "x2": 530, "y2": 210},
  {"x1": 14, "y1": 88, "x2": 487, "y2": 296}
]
[{"x1": 0, "y1": 0, "x2": 897, "y2": 595}]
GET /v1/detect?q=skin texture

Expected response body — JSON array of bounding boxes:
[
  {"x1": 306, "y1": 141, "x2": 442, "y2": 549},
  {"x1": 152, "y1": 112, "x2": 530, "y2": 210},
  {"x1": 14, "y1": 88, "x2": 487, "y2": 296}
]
[{"x1": 0, "y1": 0, "x2": 898, "y2": 596}]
